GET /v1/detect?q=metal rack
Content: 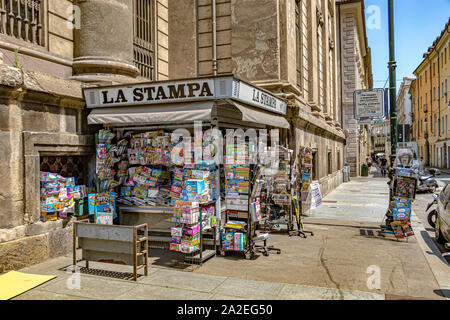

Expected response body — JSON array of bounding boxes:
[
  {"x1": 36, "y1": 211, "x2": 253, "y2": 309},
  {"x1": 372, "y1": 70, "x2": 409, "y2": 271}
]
[{"x1": 73, "y1": 220, "x2": 149, "y2": 281}]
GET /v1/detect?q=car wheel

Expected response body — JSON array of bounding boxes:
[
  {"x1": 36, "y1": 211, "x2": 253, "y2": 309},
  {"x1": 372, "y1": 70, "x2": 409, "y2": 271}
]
[
  {"x1": 435, "y1": 216, "x2": 447, "y2": 244},
  {"x1": 427, "y1": 210, "x2": 437, "y2": 229}
]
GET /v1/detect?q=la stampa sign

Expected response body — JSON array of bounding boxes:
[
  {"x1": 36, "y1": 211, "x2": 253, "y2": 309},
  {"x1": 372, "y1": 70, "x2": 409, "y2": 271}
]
[{"x1": 83, "y1": 76, "x2": 287, "y2": 115}]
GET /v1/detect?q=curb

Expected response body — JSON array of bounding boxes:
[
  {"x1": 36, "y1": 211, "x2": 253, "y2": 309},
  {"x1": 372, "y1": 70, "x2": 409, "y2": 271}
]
[{"x1": 410, "y1": 210, "x2": 450, "y2": 300}]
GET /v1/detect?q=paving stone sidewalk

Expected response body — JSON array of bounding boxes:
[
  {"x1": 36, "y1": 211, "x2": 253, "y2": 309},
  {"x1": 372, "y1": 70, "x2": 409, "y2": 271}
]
[{"x1": 12, "y1": 255, "x2": 383, "y2": 300}]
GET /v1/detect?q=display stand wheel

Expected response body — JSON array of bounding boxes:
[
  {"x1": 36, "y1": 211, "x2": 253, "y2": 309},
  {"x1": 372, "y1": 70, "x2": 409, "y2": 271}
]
[{"x1": 245, "y1": 251, "x2": 255, "y2": 260}]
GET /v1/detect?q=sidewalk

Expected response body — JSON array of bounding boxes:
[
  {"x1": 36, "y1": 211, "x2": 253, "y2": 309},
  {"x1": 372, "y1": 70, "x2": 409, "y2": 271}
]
[
  {"x1": 11, "y1": 170, "x2": 448, "y2": 300},
  {"x1": 13, "y1": 256, "x2": 383, "y2": 300}
]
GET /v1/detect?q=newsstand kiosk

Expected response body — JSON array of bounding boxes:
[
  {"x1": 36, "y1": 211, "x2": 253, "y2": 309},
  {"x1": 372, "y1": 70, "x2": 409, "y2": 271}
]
[{"x1": 83, "y1": 75, "x2": 290, "y2": 265}]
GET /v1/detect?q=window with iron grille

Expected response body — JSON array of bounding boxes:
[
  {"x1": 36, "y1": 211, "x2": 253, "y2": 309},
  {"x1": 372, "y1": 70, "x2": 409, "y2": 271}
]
[
  {"x1": 133, "y1": 0, "x2": 154, "y2": 80},
  {"x1": 0, "y1": 0, "x2": 44, "y2": 46},
  {"x1": 40, "y1": 155, "x2": 87, "y2": 186}
]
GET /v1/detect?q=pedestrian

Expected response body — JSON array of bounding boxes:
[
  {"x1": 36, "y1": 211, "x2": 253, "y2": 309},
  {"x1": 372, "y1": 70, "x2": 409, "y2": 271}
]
[
  {"x1": 367, "y1": 156, "x2": 373, "y2": 168},
  {"x1": 380, "y1": 156, "x2": 388, "y2": 177}
]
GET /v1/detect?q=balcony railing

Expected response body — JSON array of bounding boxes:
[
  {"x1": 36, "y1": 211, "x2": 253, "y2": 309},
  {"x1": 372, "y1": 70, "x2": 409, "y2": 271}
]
[{"x1": 0, "y1": 0, "x2": 43, "y2": 46}]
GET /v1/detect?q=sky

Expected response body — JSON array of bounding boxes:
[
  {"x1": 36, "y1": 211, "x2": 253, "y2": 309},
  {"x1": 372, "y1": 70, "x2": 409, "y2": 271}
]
[{"x1": 364, "y1": 0, "x2": 450, "y2": 89}]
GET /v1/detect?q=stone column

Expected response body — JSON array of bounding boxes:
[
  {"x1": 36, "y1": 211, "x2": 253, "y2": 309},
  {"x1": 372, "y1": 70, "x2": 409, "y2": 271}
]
[{"x1": 72, "y1": 0, "x2": 139, "y2": 83}]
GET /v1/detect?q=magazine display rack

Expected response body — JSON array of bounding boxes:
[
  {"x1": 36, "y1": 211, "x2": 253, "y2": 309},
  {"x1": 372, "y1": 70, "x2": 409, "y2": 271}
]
[
  {"x1": 381, "y1": 167, "x2": 417, "y2": 241},
  {"x1": 260, "y1": 147, "x2": 296, "y2": 234},
  {"x1": 290, "y1": 146, "x2": 314, "y2": 238}
]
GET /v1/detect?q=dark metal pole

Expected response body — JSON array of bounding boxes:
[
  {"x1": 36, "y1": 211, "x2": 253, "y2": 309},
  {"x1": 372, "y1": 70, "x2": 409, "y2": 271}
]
[{"x1": 388, "y1": 0, "x2": 397, "y2": 166}]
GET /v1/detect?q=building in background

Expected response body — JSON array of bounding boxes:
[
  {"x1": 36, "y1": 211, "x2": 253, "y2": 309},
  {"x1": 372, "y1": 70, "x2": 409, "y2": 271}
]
[
  {"x1": 0, "y1": 0, "x2": 349, "y2": 272},
  {"x1": 397, "y1": 77, "x2": 418, "y2": 157},
  {"x1": 411, "y1": 18, "x2": 450, "y2": 168},
  {"x1": 371, "y1": 120, "x2": 391, "y2": 159},
  {"x1": 336, "y1": 0, "x2": 373, "y2": 177},
  {"x1": 397, "y1": 77, "x2": 413, "y2": 143}
]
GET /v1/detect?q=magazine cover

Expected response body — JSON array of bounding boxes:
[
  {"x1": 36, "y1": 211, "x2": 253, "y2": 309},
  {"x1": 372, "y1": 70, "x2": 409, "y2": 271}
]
[{"x1": 394, "y1": 175, "x2": 417, "y2": 199}]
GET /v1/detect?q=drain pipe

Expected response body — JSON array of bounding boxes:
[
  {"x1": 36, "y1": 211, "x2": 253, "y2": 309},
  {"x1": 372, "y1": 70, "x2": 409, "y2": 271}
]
[{"x1": 212, "y1": 0, "x2": 218, "y2": 76}]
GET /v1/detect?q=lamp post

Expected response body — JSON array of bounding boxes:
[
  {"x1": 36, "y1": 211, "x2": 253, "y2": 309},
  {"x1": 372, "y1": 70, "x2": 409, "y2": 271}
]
[
  {"x1": 388, "y1": 0, "x2": 398, "y2": 166},
  {"x1": 424, "y1": 118, "x2": 429, "y2": 166}
]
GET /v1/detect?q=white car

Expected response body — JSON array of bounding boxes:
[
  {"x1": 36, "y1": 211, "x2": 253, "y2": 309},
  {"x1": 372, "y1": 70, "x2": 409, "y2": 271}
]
[{"x1": 436, "y1": 182, "x2": 450, "y2": 245}]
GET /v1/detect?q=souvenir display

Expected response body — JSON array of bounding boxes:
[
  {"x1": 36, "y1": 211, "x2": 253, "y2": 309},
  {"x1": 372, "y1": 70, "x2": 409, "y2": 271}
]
[
  {"x1": 389, "y1": 196, "x2": 414, "y2": 240},
  {"x1": 40, "y1": 171, "x2": 87, "y2": 222},
  {"x1": 221, "y1": 139, "x2": 254, "y2": 254},
  {"x1": 170, "y1": 201, "x2": 201, "y2": 254},
  {"x1": 298, "y1": 147, "x2": 313, "y2": 204},
  {"x1": 382, "y1": 149, "x2": 417, "y2": 240},
  {"x1": 88, "y1": 192, "x2": 117, "y2": 225},
  {"x1": 96, "y1": 130, "x2": 120, "y2": 192},
  {"x1": 109, "y1": 130, "x2": 218, "y2": 208},
  {"x1": 257, "y1": 146, "x2": 294, "y2": 233}
]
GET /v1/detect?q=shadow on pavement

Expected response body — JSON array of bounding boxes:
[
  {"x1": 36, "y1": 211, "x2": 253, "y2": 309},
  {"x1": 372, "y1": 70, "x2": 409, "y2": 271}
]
[
  {"x1": 433, "y1": 289, "x2": 450, "y2": 298},
  {"x1": 420, "y1": 231, "x2": 450, "y2": 265}
]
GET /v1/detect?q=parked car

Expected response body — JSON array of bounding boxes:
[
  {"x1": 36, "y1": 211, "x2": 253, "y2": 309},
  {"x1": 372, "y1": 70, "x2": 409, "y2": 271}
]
[{"x1": 436, "y1": 181, "x2": 450, "y2": 244}]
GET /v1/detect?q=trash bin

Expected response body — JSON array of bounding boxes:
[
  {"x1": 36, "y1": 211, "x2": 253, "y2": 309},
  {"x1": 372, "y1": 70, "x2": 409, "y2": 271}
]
[
  {"x1": 361, "y1": 164, "x2": 369, "y2": 177},
  {"x1": 343, "y1": 165, "x2": 350, "y2": 182}
]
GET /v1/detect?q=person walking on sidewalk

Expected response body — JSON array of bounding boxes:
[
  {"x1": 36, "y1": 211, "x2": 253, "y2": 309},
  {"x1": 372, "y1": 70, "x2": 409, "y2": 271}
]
[
  {"x1": 367, "y1": 156, "x2": 373, "y2": 169},
  {"x1": 380, "y1": 156, "x2": 388, "y2": 177}
]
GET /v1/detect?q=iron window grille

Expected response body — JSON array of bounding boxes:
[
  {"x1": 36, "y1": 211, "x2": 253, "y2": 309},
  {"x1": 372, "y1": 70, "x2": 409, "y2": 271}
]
[{"x1": 133, "y1": 0, "x2": 154, "y2": 80}]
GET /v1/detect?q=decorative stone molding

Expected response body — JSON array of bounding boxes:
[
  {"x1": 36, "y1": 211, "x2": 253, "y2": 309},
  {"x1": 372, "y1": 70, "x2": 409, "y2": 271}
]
[
  {"x1": 316, "y1": 7, "x2": 324, "y2": 26},
  {"x1": 329, "y1": 38, "x2": 335, "y2": 50},
  {"x1": 309, "y1": 101, "x2": 321, "y2": 112}
]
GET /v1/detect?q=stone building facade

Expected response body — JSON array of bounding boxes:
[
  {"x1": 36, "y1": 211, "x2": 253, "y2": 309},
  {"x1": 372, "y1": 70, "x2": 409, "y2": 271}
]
[
  {"x1": 411, "y1": 18, "x2": 450, "y2": 168},
  {"x1": 0, "y1": 0, "x2": 170, "y2": 273},
  {"x1": 335, "y1": 0, "x2": 372, "y2": 177},
  {"x1": 0, "y1": 0, "x2": 356, "y2": 272},
  {"x1": 169, "y1": 0, "x2": 345, "y2": 194}
]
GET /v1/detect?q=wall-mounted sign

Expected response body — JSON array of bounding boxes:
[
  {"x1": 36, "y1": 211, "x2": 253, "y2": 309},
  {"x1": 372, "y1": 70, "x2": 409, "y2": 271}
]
[
  {"x1": 84, "y1": 79, "x2": 216, "y2": 108},
  {"x1": 354, "y1": 89, "x2": 384, "y2": 120},
  {"x1": 358, "y1": 119, "x2": 375, "y2": 125},
  {"x1": 83, "y1": 76, "x2": 287, "y2": 115},
  {"x1": 232, "y1": 80, "x2": 287, "y2": 115}
]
